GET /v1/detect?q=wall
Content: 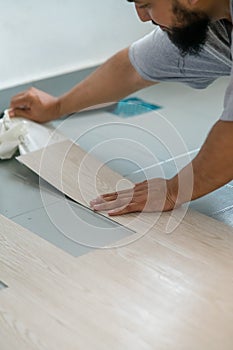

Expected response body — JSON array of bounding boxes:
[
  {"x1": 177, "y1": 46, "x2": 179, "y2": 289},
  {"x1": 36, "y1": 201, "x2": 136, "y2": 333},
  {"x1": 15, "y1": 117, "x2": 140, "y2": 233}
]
[{"x1": 1, "y1": 0, "x2": 152, "y2": 89}]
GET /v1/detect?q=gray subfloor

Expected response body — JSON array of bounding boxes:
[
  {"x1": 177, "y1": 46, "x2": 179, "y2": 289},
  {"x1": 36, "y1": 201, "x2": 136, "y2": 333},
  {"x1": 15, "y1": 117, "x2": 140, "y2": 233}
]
[{"x1": 1, "y1": 75, "x2": 232, "y2": 257}]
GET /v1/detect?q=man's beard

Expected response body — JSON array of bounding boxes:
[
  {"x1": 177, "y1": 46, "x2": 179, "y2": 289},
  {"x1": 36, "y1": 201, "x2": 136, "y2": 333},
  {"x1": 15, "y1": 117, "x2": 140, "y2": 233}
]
[{"x1": 166, "y1": 0, "x2": 211, "y2": 57}]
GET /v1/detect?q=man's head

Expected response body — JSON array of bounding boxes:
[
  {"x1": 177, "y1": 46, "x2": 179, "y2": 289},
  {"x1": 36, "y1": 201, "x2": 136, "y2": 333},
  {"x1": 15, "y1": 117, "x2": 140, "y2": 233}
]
[{"x1": 127, "y1": 0, "x2": 230, "y2": 56}]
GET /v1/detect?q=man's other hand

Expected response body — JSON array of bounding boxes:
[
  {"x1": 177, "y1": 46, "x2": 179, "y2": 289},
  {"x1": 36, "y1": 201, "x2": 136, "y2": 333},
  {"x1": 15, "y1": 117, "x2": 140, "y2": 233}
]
[{"x1": 9, "y1": 87, "x2": 60, "y2": 123}]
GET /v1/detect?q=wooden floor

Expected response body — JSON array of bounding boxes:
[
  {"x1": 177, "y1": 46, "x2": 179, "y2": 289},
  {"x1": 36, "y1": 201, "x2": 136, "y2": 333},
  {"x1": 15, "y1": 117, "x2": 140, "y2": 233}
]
[
  {"x1": 1, "y1": 211, "x2": 233, "y2": 350},
  {"x1": 1, "y1": 140, "x2": 233, "y2": 349}
]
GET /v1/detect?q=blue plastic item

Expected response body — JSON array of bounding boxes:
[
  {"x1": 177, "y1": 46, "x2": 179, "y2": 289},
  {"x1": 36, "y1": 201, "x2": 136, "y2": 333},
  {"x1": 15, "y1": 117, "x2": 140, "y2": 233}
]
[{"x1": 110, "y1": 97, "x2": 162, "y2": 118}]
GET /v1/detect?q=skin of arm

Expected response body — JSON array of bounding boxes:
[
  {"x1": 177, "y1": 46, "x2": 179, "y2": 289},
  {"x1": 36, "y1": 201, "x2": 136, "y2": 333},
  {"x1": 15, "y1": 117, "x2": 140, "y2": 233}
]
[
  {"x1": 9, "y1": 48, "x2": 156, "y2": 122},
  {"x1": 91, "y1": 120, "x2": 233, "y2": 216}
]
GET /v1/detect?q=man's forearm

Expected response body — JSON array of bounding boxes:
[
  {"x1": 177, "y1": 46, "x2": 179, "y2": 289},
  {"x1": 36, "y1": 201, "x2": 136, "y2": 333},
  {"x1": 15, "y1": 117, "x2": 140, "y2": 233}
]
[
  {"x1": 58, "y1": 48, "x2": 156, "y2": 117},
  {"x1": 168, "y1": 120, "x2": 233, "y2": 206}
]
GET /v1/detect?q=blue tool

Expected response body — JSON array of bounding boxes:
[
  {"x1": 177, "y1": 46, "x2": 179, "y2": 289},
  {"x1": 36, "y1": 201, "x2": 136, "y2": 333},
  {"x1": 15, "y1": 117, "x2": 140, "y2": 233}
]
[{"x1": 109, "y1": 97, "x2": 162, "y2": 118}]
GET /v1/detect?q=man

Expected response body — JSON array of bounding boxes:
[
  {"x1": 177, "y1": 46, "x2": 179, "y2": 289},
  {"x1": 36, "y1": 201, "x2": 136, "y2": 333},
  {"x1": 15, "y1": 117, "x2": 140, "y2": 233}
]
[{"x1": 10, "y1": 0, "x2": 233, "y2": 216}]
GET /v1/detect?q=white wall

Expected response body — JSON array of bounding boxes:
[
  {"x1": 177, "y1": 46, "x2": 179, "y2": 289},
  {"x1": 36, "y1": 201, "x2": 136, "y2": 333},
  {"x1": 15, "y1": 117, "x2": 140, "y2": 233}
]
[{"x1": 1, "y1": 0, "x2": 152, "y2": 89}]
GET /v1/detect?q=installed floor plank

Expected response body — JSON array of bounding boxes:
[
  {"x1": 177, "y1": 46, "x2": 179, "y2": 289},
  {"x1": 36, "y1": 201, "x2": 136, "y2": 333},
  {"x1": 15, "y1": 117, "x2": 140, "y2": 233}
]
[{"x1": 0, "y1": 213, "x2": 233, "y2": 349}]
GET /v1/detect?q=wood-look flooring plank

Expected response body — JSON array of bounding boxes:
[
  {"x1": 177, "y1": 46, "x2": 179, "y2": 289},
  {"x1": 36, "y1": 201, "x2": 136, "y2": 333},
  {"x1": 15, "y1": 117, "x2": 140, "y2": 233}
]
[
  {"x1": 1, "y1": 214, "x2": 233, "y2": 349},
  {"x1": 16, "y1": 139, "x2": 163, "y2": 234},
  {"x1": 17, "y1": 139, "x2": 233, "y2": 243}
]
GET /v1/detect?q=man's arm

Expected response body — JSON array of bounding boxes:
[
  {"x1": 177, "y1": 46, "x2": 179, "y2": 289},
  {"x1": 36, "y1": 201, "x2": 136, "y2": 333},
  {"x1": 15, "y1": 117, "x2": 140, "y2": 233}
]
[
  {"x1": 91, "y1": 120, "x2": 233, "y2": 215},
  {"x1": 10, "y1": 48, "x2": 156, "y2": 123},
  {"x1": 169, "y1": 120, "x2": 233, "y2": 205}
]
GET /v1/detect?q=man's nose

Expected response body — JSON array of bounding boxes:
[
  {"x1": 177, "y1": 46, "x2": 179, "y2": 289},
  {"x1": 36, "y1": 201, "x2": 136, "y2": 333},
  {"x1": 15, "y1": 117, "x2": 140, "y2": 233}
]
[{"x1": 136, "y1": 8, "x2": 152, "y2": 22}]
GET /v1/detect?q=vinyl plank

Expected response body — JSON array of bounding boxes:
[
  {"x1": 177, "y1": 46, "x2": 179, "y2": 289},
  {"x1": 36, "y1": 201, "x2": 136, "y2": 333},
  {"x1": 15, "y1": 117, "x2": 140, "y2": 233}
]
[
  {"x1": 1, "y1": 213, "x2": 233, "y2": 349},
  {"x1": 17, "y1": 139, "x2": 233, "y2": 236},
  {"x1": 15, "y1": 139, "x2": 183, "y2": 236}
]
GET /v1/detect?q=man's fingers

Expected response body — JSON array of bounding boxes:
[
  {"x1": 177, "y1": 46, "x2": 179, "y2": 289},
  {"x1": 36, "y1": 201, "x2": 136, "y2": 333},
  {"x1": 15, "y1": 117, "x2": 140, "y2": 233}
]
[
  {"x1": 90, "y1": 178, "x2": 173, "y2": 216},
  {"x1": 10, "y1": 100, "x2": 31, "y2": 111},
  {"x1": 90, "y1": 183, "x2": 149, "y2": 207},
  {"x1": 10, "y1": 92, "x2": 34, "y2": 118},
  {"x1": 10, "y1": 93, "x2": 33, "y2": 110},
  {"x1": 108, "y1": 203, "x2": 142, "y2": 216},
  {"x1": 92, "y1": 193, "x2": 149, "y2": 213},
  {"x1": 92, "y1": 196, "x2": 132, "y2": 211},
  {"x1": 90, "y1": 189, "x2": 133, "y2": 206},
  {"x1": 102, "y1": 187, "x2": 135, "y2": 198},
  {"x1": 92, "y1": 189, "x2": 135, "y2": 203},
  {"x1": 9, "y1": 108, "x2": 32, "y2": 119},
  {"x1": 10, "y1": 91, "x2": 27, "y2": 104},
  {"x1": 91, "y1": 193, "x2": 118, "y2": 204}
]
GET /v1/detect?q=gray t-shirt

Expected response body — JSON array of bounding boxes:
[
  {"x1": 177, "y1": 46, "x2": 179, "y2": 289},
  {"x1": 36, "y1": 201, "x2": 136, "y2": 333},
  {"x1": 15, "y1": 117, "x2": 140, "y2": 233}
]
[{"x1": 129, "y1": 12, "x2": 233, "y2": 121}]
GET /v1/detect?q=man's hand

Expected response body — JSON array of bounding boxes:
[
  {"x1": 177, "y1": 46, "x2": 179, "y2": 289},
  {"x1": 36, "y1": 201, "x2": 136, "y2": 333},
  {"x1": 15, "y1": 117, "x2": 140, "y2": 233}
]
[
  {"x1": 90, "y1": 178, "x2": 177, "y2": 216},
  {"x1": 9, "y1": 87, "x2": 60, "y2": 123}
]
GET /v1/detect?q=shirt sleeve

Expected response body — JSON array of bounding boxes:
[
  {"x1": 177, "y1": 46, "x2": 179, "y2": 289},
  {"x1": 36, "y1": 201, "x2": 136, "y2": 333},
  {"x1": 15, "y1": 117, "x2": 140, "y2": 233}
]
[
  {"x1": 220, "y1": 75, "x2": 233, "y2": 121},
  {"x1": 129, "y1": 24, "x2": 231, "y2": 90}
]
